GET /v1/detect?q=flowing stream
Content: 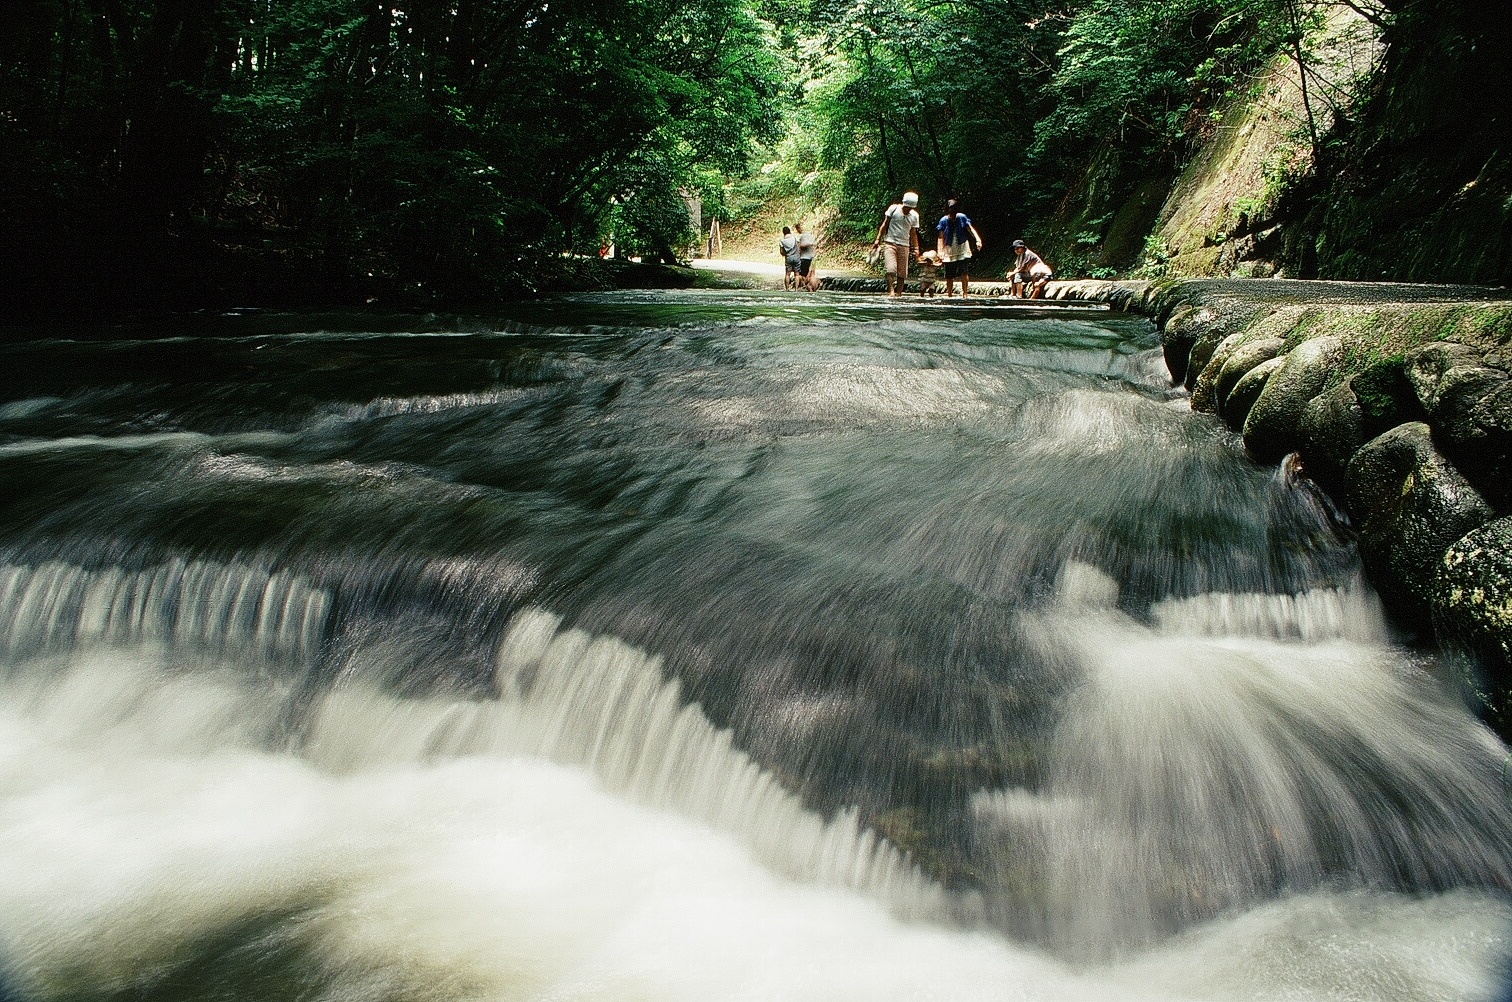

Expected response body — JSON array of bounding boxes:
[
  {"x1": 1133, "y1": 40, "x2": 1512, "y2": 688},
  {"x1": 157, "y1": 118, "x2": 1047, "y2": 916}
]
[{"x1": 0, "y1": 290, "x2": 1508, "y2": 1001}]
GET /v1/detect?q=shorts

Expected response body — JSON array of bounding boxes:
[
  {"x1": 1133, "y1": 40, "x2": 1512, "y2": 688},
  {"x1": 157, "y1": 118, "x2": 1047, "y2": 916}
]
[
  {"x1": 884, "y1": 242, "x2": 910, "y2": 279},
  {"x1": 784, "y1": 258, "x2": 799, "y2": 273},
  {"x1": 943, "y1": 259, "x2": 970, "y2": 279},
  {"x1": 798, "y1": 259, "x2": 813, "y2": 277}
]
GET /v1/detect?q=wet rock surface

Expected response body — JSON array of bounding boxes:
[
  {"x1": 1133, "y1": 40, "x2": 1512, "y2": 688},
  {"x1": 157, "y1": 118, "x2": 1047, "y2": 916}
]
[
  {"x1": 1298, "y1": 381, "x2": 1366, "y2": 495},
  {"x1": 1225, "y1": 356, "x2": 1284, "y2": 428},
  {"x1": 1243, "y1": 336, "x2": 1345, "y2": 464},
  {"x1": 1214, "y1": 337, "x2": 1286, "y2": 419},
  {"x1": 1052, "y1": 277, "x2": 1512, "y2": 718},
  {"x1": 1347, "y1": 423, "x2": 1495, "y2": 613},
  {"x1": 1438, "y1": 518, "x2": 1512, "y2": 683}
]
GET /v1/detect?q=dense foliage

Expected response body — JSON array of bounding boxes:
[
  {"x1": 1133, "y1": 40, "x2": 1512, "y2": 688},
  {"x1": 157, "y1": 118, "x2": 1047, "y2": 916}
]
[
  {"x1": 4, "y1": 0, "x2": 1502, "y2": 304},
  {"x1": 743, "y1": 0, "x2": 1302, "y2": 267},
  {"x1": 1, "y1": 0, "x2": 783, "y2": 307}
]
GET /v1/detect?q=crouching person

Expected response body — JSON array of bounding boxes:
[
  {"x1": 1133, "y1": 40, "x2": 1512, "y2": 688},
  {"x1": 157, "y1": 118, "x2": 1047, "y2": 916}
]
[{"x1": 1008, "y1": 240, "x2": 1052, "y2": 299}]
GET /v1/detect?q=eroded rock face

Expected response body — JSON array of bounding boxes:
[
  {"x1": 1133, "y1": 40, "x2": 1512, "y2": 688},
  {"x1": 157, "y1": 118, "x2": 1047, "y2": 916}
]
[
  {"x1": 1213, "y1": 337, "x2": 1286, "y2": 421},
  {"x1": 1225, "y1": 356, "x2": 1285, "y2": 428},
  {"x1": 1346, "y1": 422, "x2": 1495, "y2": 613},
  {"x1": 1437, "y1": 518, "x2": 1512, "y2": 675},
  {"x1": 1243, "y1": 336, "x2": 1345, "y2": 463}
]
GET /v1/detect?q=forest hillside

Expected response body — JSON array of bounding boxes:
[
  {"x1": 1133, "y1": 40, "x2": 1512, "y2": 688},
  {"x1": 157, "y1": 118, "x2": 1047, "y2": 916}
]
[{"x1": 1, "y1": 0, "x2": 1507, "y2": 310}]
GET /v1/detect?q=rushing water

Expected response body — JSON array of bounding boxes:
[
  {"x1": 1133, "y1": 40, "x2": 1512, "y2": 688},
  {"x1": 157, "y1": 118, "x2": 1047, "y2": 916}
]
[{"x1": 0, "y1": 290, "x2": 1509, "y2": 1001}]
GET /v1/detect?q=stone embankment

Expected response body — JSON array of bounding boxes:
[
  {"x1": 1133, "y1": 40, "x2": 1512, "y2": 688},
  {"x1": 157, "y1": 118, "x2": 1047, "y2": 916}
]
[{"x1": 1050, "y1": 278, "x2": 1512, "y2": 722}]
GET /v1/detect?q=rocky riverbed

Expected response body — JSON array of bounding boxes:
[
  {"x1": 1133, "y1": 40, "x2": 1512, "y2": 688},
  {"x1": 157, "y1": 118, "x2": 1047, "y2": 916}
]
[{"x1": 1050, "y1": 278, "x2": 1512, "y2": 728}]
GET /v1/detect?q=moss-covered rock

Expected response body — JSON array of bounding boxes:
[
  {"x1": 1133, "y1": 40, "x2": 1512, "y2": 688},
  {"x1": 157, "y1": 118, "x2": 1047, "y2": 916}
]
[
  {"x1": 1243, "y1": 336, "x2": 1345, "y2": 462},
  {"x1": 1404, "y1": 342, "x2": 1484, "y2": 411},
  {"x1": 1428, "y1": 365, "x2": 1512, "y2": 509},
  {"x1": 1298, "y1": 381, "x2": 1366, "y2": 495},
  {"x1": 1163, "y1": 305, "x2": 1222, "y2": 388},
  {"x1": 1352, "y1": 353, "x2": 1425, "y2": 436},
  {"x1": 1191, "y1": 332, "x2": 1250, "y2": 412},
  {"x1": 1437, "y1": 518, "x2": 1512, "y2": 689},
  {"x1": 1346, "y1": 422, "x2": 1495, "y2": 614},
  {"x1": 1214, "y1": 337, "x2": 1286, "y2": 420},
  {"x1": 1224, "y1": 355, "x2": 1285, "y2": 428}
]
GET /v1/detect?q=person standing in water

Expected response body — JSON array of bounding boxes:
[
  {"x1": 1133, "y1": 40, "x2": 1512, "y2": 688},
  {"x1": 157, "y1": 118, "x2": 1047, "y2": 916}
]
[
  {"x1": 1008, "y1": 239, "x2": 1053, "y2": 299},
  {"x1": 795, "y1": 221, "x2": 818, "y2": 292},
  {"x1": 871, "y1": 191, "x2": 921, "y2": 296},
  {"x1": 935, "y1": 199, "x2": 983, "y2": 298},
  {"x1": 778, "y1": 226, "x2": 799, "y2": 290}
]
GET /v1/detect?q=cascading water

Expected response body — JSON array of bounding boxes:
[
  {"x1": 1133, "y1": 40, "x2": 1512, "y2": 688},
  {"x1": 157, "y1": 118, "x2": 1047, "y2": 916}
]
[{"x1": 0, "y1": 291, "x2": 1507, "y2": 1001}]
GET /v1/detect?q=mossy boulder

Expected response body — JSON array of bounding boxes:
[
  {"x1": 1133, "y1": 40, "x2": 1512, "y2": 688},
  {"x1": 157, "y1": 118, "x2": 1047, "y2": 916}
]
[
  {"x1": 1164, "y1": 306, "x2": 1226, "y2": 389},
  {"x1": 1214, "y1": 337, "x2": 1286, "y2": 421},
  {"x1": 1297, "y1": 380, "x2": 1366, "y2": 495},
  {"x1": 1243, "y1": 336, "x2": 1345, "y2": 463},
  {"x1": 1436, "y1": 517, "x2": 1512, "y2": 689},
  {"x1": 1346, "y1": 422, "x2": 1495, "y2": 614},
  {"x1": 1191, "y1": 332, "x2": 1250, "y2": 412},
  {"x1": 1352, "y1": 354, "x2": 1426, "y2": 436},
  {"x1": 1225, "y1": 356, "x2": 1285, "y2": 428},
  {"x1": 1404, "y1": 342, "x2": 1484, "y2": 411},
  {"x1": 1428, "y1": 365, "x2": 1512, "y2": 509}
]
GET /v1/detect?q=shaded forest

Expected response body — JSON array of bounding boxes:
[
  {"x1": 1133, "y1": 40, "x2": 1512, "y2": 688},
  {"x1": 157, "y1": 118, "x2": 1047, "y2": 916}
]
[{"x1": 1, "y1": 0, "x2": 1507, "y2": 311}]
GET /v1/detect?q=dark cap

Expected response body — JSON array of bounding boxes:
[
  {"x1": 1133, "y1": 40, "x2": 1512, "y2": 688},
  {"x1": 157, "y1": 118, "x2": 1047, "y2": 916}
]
[{"x1": 1013, "y1": 240, "x2": 1026, "y2": 248}]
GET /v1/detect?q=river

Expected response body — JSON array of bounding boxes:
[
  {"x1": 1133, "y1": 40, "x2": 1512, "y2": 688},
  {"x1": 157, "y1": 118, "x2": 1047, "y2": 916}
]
[{"x1": 0, "y1": 290, "x2": 1508, "y2": 1001}]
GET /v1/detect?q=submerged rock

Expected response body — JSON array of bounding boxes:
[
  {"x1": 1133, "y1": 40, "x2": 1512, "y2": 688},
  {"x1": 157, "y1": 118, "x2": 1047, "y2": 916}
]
[
  {"x1": 1243, "y1": 336, "x2": 1345, "y2": 463},
  {"x1": 1346, "y1": 423, "x2": 1495, "y2": 613}
]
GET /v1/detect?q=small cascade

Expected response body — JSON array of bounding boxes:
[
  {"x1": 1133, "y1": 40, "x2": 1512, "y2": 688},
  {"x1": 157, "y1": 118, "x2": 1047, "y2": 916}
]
[
  {"x1": 0, "y1": 559, "x2": 331, "y2": 662},
  {"x1": 976, "y1": 563, "x2": 1512, "y2": 955},
  {"x1": 304, "y1": 608, "x2": 955, "y2": 919}
]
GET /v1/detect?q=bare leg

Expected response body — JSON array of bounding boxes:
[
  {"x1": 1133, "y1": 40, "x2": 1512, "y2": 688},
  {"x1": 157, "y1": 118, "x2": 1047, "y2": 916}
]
[{"x1": 961, "y1": 274, "x2": 970, "y2": 298}]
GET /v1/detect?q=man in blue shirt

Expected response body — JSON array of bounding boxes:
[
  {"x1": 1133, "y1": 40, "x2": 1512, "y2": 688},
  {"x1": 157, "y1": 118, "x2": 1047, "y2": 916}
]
[{"x1": 935, "y1": 199, "x2": 984, "y2": 298}]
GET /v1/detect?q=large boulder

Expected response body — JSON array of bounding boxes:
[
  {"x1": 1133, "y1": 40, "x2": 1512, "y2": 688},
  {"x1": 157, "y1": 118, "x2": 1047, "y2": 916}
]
[
  {"x1": 1163, "y1": 306, "x2": 1226, "y2": 389},
  {"x1": 1297, "y1": 380, "x2": 1366, "y2": 495},
  {"x1": 1346, "y1": 422, "x2": 1495, "y2": 614},
  {"x1": 1436, "y1": 518, "x2": 1512, "y2": 712},
  {"x1": 1224, "y1": 356, "x2": 1285, "y2": 428},
  {"x1": 1243, "y1": 336, "x2": 1345, "y2": 463},
  {"x1": 1190, "y1": 332, "x2": 1249, "y2": 413},
  {"x1": 1351, "y1": 354, "x2": 1426, "y2": 437},
  {"x1": 1428, "y1": 365, "x2": 1512, "y2": 509},
  {"x1": 1213, "y1": 337, "x2": 1286, "y2": 422},
  {"x1": 1404, "y1": 342, "x2": 1483, "y2": 412}
]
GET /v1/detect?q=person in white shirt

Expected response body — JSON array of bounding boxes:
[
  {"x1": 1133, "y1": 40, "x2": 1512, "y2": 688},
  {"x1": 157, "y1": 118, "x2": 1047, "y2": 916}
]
[
  {"x1": 795, "y1": 222, "x2": 818, "y2": 292},
  {"x1": 778, "y1": 226, "x2": 799, "y2": 289},
  {"x1": 871, "y1": 191, "x2": 921, "y2": 296},
  {"x1": 1008, "y1": 239, "x2": 1053, "y2": 299}
]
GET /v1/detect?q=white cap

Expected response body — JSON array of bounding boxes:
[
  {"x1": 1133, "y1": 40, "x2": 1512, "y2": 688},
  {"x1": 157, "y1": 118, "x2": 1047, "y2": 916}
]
[{"x1": 902, "y1": 191, "x2": 919, "y2": 207}]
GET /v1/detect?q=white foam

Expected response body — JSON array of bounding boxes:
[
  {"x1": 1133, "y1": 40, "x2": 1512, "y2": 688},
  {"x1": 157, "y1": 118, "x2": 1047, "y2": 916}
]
[
  {"x1": 989, "y1": 565, "x2": 1512, "y2": 955},
  {"x1": 0, "y1": 653, "x2": 1504, "y2": 1002}
]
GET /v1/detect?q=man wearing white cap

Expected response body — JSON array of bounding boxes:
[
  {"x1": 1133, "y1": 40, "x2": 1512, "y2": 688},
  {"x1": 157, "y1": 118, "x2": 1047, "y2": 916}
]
[{"x1": 871, "y1": 191, "x2": 922, "y2": 296}]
